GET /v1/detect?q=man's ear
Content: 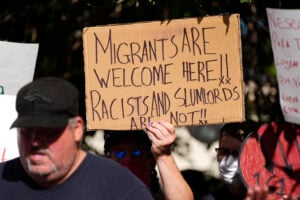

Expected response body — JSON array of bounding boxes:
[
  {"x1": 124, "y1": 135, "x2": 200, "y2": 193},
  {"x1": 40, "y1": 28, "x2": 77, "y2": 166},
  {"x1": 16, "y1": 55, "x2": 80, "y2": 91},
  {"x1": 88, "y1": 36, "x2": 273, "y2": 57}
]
[{"x1": 73, "y1": 116, "x2": 85, "y2": 142}]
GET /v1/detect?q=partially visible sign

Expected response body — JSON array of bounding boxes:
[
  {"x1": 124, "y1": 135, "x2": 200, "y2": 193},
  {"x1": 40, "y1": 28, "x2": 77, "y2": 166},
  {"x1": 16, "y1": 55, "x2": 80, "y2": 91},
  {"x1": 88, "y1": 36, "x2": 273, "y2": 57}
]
[
  {"x1": 0, "y1": 41, "x2": 38, "y2": 162},
  {"x1": 0, "y1": 95, "x2": 19, "y2": 162},
  {"x1": 0, "y1": 41, "x2": 38, "y2": 95},
  {"x1": 267, "y1": 8, "x2": 300, "y2": 124},
  {"x1": 239, "y1": 121, "x2": 300, "y2": 199},
  {"x1": 0, "y1": 86, "x2": 4, "y2": 95},
  {"x1": 83, "y1": 14, "x2": 244, "y2": 130}
]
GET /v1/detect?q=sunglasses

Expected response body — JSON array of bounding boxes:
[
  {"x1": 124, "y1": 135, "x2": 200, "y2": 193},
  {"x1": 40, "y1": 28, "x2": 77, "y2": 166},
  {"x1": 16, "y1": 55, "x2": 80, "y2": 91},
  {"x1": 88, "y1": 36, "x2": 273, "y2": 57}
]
[
  {"x1": 215, "y1": 147, "x2": 239, "y2": 157},
  {"x1": 109, "y1": 149, "x2": 148, "y2": 160}
]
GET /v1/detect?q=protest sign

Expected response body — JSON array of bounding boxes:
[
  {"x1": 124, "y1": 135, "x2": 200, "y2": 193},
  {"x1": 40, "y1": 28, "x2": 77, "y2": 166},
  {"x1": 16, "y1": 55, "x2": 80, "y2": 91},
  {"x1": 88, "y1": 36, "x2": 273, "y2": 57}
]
[
  {"x1": 0, "y1": 41, "x2": 38, "y2": 161},
  {"x1": 239, "y1": 121, "x2": 300, "y2": 199},
  {"x1": 83, "y1": 14, "x2": 244, "y2": 130},
  {"x1": 0, "y1": 41, "x2": 38, "y2": 95},
  {"x1": 267, "y1": 8, "x2": 300, "y2": 124},
  {"x1": 0, "y1": 95, "x2": 19, "y2": 162}
]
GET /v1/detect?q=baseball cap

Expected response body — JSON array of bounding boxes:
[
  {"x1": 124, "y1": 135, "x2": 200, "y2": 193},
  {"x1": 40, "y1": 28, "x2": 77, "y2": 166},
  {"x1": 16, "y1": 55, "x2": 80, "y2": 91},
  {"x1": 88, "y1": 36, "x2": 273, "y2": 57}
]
[{"x1": 10, "y1": 76, "x2": 79, "y2": 128}]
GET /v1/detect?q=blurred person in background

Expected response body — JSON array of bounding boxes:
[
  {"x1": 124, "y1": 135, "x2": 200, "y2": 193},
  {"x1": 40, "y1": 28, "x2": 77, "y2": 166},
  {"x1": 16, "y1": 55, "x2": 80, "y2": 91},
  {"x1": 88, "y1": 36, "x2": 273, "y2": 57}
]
[
  {"x1": 201, "y1": 120, "x2": 260, "y2": 200},
  {"x1": 104, "y1": 120, "x2": 194, "y2": 200}
]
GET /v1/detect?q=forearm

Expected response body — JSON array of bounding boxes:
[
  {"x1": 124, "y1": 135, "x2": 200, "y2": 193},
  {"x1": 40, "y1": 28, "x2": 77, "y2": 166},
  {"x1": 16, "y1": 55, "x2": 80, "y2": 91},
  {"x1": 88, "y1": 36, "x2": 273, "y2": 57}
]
[{"x1": 156, "y1": 154, "x2": 194, "y2": 200}]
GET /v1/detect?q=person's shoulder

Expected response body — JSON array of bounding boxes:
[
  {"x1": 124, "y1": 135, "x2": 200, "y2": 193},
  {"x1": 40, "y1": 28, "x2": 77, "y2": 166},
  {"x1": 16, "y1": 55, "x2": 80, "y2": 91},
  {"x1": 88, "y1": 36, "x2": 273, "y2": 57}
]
[
  {"x1": 0, "y1": 158, "x2": 23, "y2": 181},
  {"x1": 84, "y1": 153, "x2": 138, "y2": 177},
  {"x1": 0, "y1": 157, "x2": 20, "y2": 169},
  {"x1": 201, "y1": 184, "x2": 234, "y2": 200},
  {"x1": 85, "y1": 152, "x2": 125, "y2": 169},
  {"x1": 83, "y1": 153, "x2": 153, "y2": 199},
  {"x1": 85, "y1": 153, "x2": 145, "y2": 182}
]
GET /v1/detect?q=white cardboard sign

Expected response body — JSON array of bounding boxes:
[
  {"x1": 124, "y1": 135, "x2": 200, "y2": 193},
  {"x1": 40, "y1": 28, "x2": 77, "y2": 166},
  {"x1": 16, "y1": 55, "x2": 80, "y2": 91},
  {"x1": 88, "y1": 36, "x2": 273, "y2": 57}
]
[
  {"x1": 0, "y1": 41, "x2": 38, "y2": 162},
  {"x1": 0, "y1": 95, "x2": 19, "y2": 162},
  {"x1": 0, "y1": 41, "x2": 38, "y2": 95},
  {"x1": 267, "y1": 8, "x2": 300, "y2": 124}
]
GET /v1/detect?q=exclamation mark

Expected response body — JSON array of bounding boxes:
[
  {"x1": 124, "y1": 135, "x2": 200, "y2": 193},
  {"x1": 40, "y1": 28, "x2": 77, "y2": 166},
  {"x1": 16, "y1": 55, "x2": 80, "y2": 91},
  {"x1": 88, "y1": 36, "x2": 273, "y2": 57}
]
[
  {"x1": 199, "y1": 109, "x2": 207, "y2": 125},
  {"x1": 200, "y1": 109, "x2": 207, "y2": 118}
]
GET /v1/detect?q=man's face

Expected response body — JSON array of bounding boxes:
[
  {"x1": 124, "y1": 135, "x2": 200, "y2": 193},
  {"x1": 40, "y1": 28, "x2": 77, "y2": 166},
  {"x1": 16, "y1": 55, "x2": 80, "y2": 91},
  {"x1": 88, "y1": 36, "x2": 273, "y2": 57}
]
[
  {"x1": 108, "y1": 136, "x2": 155, "y2": 188},
  {"x1": 108, "y1": 137, "x2": 154, "y2": 169},
  {"x1": 216, "y1": 134, "x2": 242, "y2": 162},
  {"x1": 17, "y1": 122, "x2": 81, "y2": 187}
]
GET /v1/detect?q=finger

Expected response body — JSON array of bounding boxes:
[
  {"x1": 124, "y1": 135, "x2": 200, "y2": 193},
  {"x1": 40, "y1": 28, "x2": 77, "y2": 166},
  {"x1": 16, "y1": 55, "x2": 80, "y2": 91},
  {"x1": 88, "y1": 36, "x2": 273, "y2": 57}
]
[
  {"x1": 144, "y1": 122, "x2": 164, "y2": 146},
  {"x1": 145, "y1": 128, "x2": 159, "y2": 144},
  {"x1": 254, "y1": 185, "x2": 262, "y2": 200},
  {"x1": 144, "y1": 121, "x2": 174, "y2": 155},
  {"x1": 158, "y1": 120, "x2": 175, "y2": 133},
  {"x1": 145, "y1": 121, "x2": 168, "y2": 139},
  {"x1": 245, "y1": 187, "x2": 254, "y2": 200},
  {"x1": 152, "y1": 120, "x2": 176, "y2": 141},
  {"x1": 261, "y1": 185, "x2": 269, "y2": 200},
  {"x1": 283, "y1": 194, "x2": 297, "y2": 200}
]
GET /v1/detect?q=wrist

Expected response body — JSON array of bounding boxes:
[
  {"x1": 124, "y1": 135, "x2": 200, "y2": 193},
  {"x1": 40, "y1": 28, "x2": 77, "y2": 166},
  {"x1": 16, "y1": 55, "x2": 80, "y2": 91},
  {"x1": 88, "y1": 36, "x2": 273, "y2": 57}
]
[{"x1": 155, "y1": 152, "x2": 173, "y2": 162}]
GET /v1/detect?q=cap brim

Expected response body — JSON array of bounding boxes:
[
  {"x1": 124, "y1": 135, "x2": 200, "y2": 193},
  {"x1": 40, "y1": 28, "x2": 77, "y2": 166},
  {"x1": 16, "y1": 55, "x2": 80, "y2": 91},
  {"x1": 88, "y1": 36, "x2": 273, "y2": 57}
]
[{"x1": 10, "y1": 115, "x2": 69, "y2": 129}]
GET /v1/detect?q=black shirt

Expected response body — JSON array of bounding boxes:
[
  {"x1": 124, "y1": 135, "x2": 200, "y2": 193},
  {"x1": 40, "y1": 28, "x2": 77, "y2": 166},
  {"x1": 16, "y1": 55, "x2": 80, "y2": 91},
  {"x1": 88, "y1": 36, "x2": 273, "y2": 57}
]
[
  {"x1": 0, "y1": 153, "x2": 153, "y2": 200},
  {"x1": 201, "y1": 184, "x2": 245, "y2": 200}
]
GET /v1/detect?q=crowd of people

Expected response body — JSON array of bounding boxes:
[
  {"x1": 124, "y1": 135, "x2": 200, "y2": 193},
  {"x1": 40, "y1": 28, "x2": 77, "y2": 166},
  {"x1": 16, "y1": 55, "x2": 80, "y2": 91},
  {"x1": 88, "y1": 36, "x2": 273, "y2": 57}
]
[{"x1": 0, "y1": 76, "x2": 299, "y2": 199}]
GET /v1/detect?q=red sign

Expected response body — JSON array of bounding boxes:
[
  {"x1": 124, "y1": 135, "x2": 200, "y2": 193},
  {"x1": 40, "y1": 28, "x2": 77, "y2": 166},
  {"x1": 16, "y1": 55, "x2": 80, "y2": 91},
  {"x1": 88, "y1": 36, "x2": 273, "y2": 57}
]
[{"x1": 239, "y1": 121, "x2": 300, "y2": 199}]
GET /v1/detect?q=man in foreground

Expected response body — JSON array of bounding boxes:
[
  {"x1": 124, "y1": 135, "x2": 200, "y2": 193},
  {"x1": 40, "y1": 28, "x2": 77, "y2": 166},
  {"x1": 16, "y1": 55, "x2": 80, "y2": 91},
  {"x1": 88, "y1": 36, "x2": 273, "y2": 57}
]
[{"x1": 0, "y1": 76, "x2": 153, "y2": 199}]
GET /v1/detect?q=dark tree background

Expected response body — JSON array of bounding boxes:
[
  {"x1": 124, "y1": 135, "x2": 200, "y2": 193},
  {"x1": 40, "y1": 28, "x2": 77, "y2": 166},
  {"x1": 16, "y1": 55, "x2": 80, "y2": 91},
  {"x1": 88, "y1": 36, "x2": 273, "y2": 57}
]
[{"x1": 1, "y1": 0, "x2": 299, "y2": 141}]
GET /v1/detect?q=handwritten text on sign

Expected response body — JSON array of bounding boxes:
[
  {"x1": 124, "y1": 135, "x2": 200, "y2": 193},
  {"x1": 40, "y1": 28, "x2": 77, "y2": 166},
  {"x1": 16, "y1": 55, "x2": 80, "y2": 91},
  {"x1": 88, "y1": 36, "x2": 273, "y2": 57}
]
[
  {"x1": 267, "y1": 8, "x2": 300, "y2": 124},
  {"x1": 83, "y1": 14, "x2": 244, "y2": 130}
]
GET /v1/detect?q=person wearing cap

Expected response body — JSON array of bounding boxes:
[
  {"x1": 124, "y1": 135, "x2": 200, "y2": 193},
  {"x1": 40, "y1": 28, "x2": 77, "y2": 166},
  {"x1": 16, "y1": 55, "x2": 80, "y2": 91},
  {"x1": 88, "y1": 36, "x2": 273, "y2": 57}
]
[
  {"x1": 0, "y1": 76, "x2": 153, "y2": 200},
  {"x1": 104, "y1": 120, "x2": 194, "y2": 200}
]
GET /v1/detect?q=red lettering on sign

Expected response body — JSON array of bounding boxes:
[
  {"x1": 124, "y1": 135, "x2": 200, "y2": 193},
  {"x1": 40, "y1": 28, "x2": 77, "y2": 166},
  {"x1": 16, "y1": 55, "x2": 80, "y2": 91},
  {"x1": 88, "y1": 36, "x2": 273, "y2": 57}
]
[
  {"x1": 282, "y1": 105, "x2": 299, "y2": 114},
  {"x1": 1, "y1": 148, "x2": 6, "y2": 162},
  {"x1": 281, "y1": 93, "x2": 299, "y2": 104}
]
